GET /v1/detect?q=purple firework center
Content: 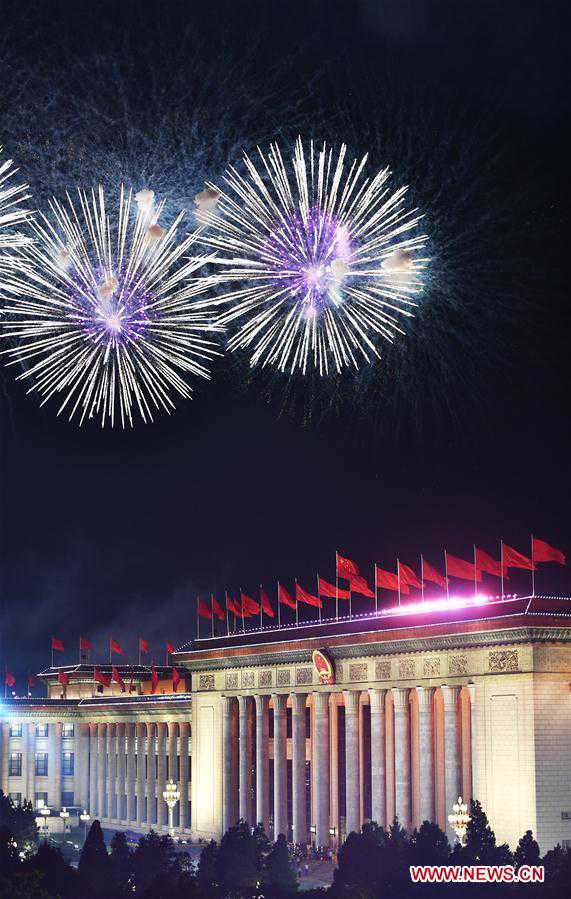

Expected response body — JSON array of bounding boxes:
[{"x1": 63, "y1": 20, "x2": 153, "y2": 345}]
[
  {"x1": 265, "y1": 206, "x2": 353, "y2": 315},
  {"x1": 68, "y1": 266, "x2": 152, "y2": 346}
]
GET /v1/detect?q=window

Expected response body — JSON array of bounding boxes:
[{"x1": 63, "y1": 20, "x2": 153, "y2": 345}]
[
  {"x1": 36, "y1": 724, "x2": 48, "y2": 738},
  {"x1": 61, "y1": 791, "x2": 74, "y2": 808},
  {"x1": 9, "y1": 724, "x2": 22, "y2": 737},
  {"x1": 9, "y1": 753, "x2": 22, "y2": 776},
  {"x1": 35, "y1": 752, "x2": 49, "y2": 776},
  {"x1": 9, "y1": 792, "x2": 22, "y2": 806},
  {"x1": 35, "y1": 792, "x2": 48, "y2": 809},
  {"x1": 61, "y1": 751, "x2": 74, "y2": 776},
  {"x1": 62, "y1": 724, "x2": 74, "y2": 739}
]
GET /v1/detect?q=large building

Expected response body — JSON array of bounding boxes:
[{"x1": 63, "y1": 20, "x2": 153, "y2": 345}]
[{"x1": 1, "y1": 594, "x2": 570, "y2": 851}]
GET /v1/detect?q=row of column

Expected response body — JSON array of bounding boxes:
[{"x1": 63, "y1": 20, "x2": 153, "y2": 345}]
[
  {"x1": 222, "y1": 684, "x2": 476, "y2": 846},
  {"x1": 0, "y1": 721, "x2": 76, "y2": 811}
]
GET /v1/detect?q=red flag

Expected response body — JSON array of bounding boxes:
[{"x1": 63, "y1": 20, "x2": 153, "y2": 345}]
[
  {"x1": 317, "y1": 576, "x2": 350, "y2": 599},
  {"x1": 503, "y1": 544, "x2": 535, "y2": 571},
  {"x1": 475, "y1": 548, "x2": 504, "y2": 578},
  {"x1": 337, "y1": 554, "x2": 359, "y2": 579},
  {"x1": 349, "y1": 573, "x2": 375, "y2": 598},
  {"x1": 296, "y1": 583, "x2": 323, "y2": 608},
  {"x1": 398, "y1": 562, "x2": 422, "y2": 589},
  {"x1": 110, "y1": 638, "x2": 124, "y2": 655},
  {"x1": 211, "y1": 595, "x2": 225, "y2": 621},
  {"x1": 446, "y1": 553, "x2": 482, "y2": 581},
  {"x1": 421, "y1": 560, "x2": 447, "y2": 588},
  {"x1": 278, "y1": 583, "x2": 297, "y2": 609},
  {"x1": 172, "y1": 667, "x2": 181, "y2": 691},
  {"x1": 139, "y1": 637, "x2": 149, "y2": 654},
  {"x1": 79, "y1": 636, "x2": 92, "y2": 652},
  {"x1": 5, "y1": 671, "x2": 15, "y2": 688},
  {"x1": 375, "y1": 567, "x2": 408, "y2": 593},
  {"x1": 58, "y1": 670, "x2": 69, "y2": 687},
  {"x1": 261, "y1": 590, "x2": 275, "y2": 617},
  {"x1": 151, "y1": 666, "x2": 159, "y2": 694},
  {"x1": 111, "y1": 667, "x2": 126, "y2": 692},
  {"x1": 198, "y1": 598, "x2": 213, "y2": 620},
  {"x1": 532, "y1": 538, "x2": 566, "y2": 565},
  {"x1": 225, "y1": 594, "x2": 242, "y2": 616},
  {"x1": 51, "y1": 637, "x2": 64, "y2": 653},
  {"x1": 240, "y1": 592, "x2": 260, "y2": 615},
  {"x1": 27, "y1": 674, "x2": 35, "y2": 690},
  {"x1": 94, "y1": 668, "x2": 111, "y2": 688},
  {"x1": 166, "y1": 642, "x2": 176, "y2": 654}
]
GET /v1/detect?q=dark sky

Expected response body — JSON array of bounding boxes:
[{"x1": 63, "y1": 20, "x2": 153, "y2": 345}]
[{"x1": 1, "y1": 0, "x2": 569, "y2": 680}]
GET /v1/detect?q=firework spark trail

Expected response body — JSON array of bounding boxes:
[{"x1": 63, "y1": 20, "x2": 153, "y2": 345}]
[
  {"x1": 196, "y1": 138, "x2": 429, "y2": 375},
  {"x1": 0, "y1": 147, "x2": 31, "y2": 249},
  {"x1": 0, "y1": 185, "x2": 221, "y2": 427}
]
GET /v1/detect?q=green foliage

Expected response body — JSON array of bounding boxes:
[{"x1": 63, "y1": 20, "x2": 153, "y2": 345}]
[
  {"x1": 463, "y1": 800, "x2": 513, "y2": 866},
  {"x1": 0, "y1": 869, "x2": 52, "y2": 899},
  {"x1": 262, "y1": 833, "x2": 297, "y2": 894},
  {"x1": 514, "y1": 830, "x2": 541, "y2": 869},
  {"x1": 216, "y1": 819, "x2": 260, "y2": 895},
  {"x1": 110, "y1": 830, "x2": 133, "y2": 896},
  {"x1": 26, "y1": 842, "x2": 79, "y2": 898},
  {"x1": 78, "y1": 819, "x2": 112, "y2": 897},
  {"x1": 0, "y1": 791, "x2": 38, "y2": 847},
  {"x1": 197, "y1": 839, "x2": 220, "y2": 894},
  {"x1": 132, "y1": 829, "x2": 185, "y2": 894}
]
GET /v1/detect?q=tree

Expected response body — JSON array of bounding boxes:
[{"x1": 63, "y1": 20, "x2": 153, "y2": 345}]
[
  {"x1": 110, "y1": 831, "x2": 133, "y2": 896},
  {"x1": 252, "y1": 822, "x2": 272, "y2": 865},
  {"x1": 262, "y1": 833, "x2": 297, "y2": 894},
  {"x1": 514, "y1": 830, "x2": 541, "y2": 870},
  {"x1": 0, "y1": 869, "x2": 52, "y2": 899},
  {"x1": 132, "y1": 830, "x2": 183, "y2": 894},
  {"x1": 542, "y1": 844, "x2": 571, "y2": 898},
  {"x1": 410, "y1": 821, "x2": 451, "y2": 866},
  {"x1": 197, "y1": 839, "x2": 219, "y2": 895},
  {"x1": 0, "y1": 792, "x2": 37, "y2": 849},
  {"x1": 463, "y1": 800, "x2": 512, "y2": 866},
  {"x1": 27, "y1": 842, "x2": 79, "y2": 899},
  {"x1": 78, "y1": 819, "x2": 112, "y2": 897},
  {"x1": 216, "y1": 819, "x2": 260, "y2": 895}
]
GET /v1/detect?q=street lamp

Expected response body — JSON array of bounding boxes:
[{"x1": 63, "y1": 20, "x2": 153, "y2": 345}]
[
  {"x1": 38, "y1": 803, "x2": 51, "y2": 840},
  {"x1": 448, "y1": 796, "x2": 471, "y2": 845},
  {"x1": 79, "y1": 809, "x2": 91, "y2": 842},
  {"x1": 59, "y1": 807, "x2": 70, "y2": 841},
  {"x1": 162, "y1": 780, "x2": 180, "y2": 837}
]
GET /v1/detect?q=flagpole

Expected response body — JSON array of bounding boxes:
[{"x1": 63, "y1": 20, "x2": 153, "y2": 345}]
[
  {"x1": 240, "y1": 588, "x2": 245, "y2": 632},
  {"x1": 211, "y1": 595, "x2": 214, "y2": 638},
  {"x1": 138, "y1": 640, "x2": 141, "y2": 667},
  {"x1": 316, "y1": 573, "x2": 322, "y2": 622},
  {"x1": 421, "y1": 556, "x2": 425, "y2": 602},
  {"x1": 196, "y1": 597, "x2": 200, "y2": 640},
  {"x1": 374, "y1": 564, "x2": 378, "y2": 614},
  {"x1": 444, "y1": 551, "x2": 450, "y2": 600},
  {"x1": 473, "y1": 545, "x2": 477, "y2": 597},
  {"x1": 260, "y1": 585, "x2": 263, "y2": 631},
  {"x1": 397, "y1": 559, "x2": 401, "y2": 607},
  {"x1": 225, "y1": 593, "x2": 229, "y2": 635},
  {"x1": 349, "y1": 582, "x2": 352, "y2": 619},
  {"x1": 51, "y1": 642, "x2": 54, "y2": 668},
  {"x1": 277, "y1": 581, "x2": 282, "y2": 628},
  {"x1": 108, "y1": 638, "x2": 111, "y2": 665},
  {"x1": 295, "y1": 580, "x2": 299, "y2": 626},
  {"x1": 500, "y1": 541, "x2": 504, "y2": 598},
  {"x1": 335, "y1": 550, "x2": 339, "y2": 622},
  {"x1": 531, "y1": 534, "x2": 535, "y2": 597}
]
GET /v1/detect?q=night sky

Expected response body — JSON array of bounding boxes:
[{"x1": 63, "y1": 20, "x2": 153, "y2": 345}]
[{"x1": 1, "y1": 0, "x2": 569, "y2": 681}]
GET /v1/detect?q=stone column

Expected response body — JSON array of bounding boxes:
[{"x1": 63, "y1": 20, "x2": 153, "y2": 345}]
[
  {"x1": 126, "y1": 723, "x2": 136, "y2": 823},
  {"x1": 106, "y1": 724, "x2": 116, "y2": 820},
  {"x1": 313, "y1": 691, "x2": 330, "y2": 848},
  {"x1": 222, "y1": 697, "x2": 237, "y2": 834},
  {"x1": 26, "y1": 723, "x2": 36, "y2": 804},
  {"x1": 343, "y1": 691, "x2": 361, "y2": 836},
  {"x1": 76, "y1": 724, "x2": 88, "y2": 810},
  {"x1": 0, "y1": 723, "x2": 10, "y2": 795},
  {"x1": 291, "y1": 693, "x2": 307, "y2": 845},
  {"x1": 89, "y1": 724, "x2": 97, "y2": 815},
  {"x1": 136, "y1": 723, "x2": 146, "y2": 826},
  {"x1": 329, "y1": 696, "x2": 340, "y2": 840},
  {"x1": 20, "y1": 724, "x2": 30, "y2": 804},
  {"x1": 254, "y1": 695, "x2": 270, "y2": 833},
  {"x1": 168, "y1": 722, "x2": 178, "y2": 784},
  {"x1": 368, "y1": 689, "x2": 386, "y2": 826},
  {"x1": 237, "y1": 696, "x2": 253, "y2": 822},
  {"x1": 415, "y1": 687, "x2": 435, "y2": 824},
  {"x1": 179, "y1": 722, "x2": 190, "y2": 830},
  {"x1": 116, "y1": 724, "x2": 126, "y2": 822},
  {"x1": 48, "y1": 722, "x2": 63, "y2": 810},
  {"x1": 146, "y1": 723, "x2": 156, "y2": 826},
  {"x1": 442, "y1": 685, "x2": 461, "y2": 839},
  {"x1": 272, "y1": 693, "x2": 288, "y2": 840},
  {"x1": 97, "y1": 723, "x2": 106, "y2": 818},
  {"x1": 392, "y1": 689, "x2": 411, "y2": 830},
  {"x1": 156, "y1": 723, "x2": 167, "y2": 828},
  {"x1": 467, "y1": 683, "x2": 478, "y2": 803}
]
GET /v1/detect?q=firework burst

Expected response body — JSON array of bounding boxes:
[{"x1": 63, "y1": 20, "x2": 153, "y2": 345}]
[
  {"x1": 198, "y1": 138, "x2": 429, "y2": 375},
  {"x1": 0, "y1": 147, "x2": 30, "y2": 249},
  {"x1": 0, "y1": 186, "x2": 221, "y2": 426}
]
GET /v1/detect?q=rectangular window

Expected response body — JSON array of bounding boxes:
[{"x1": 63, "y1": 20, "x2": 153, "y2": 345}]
[
  {"x1": 35, "y1": 752, "x2": 49, "y2": 776},
  {"x1": 9, "y1": 724, "x2": 22, "y2": 737},
  {"x1": 36, "y1": 724, "x2": 49, "y2": 738},
  {"x1": 62, "y1": 724, "x2": 74, "y2": 739},
  {"x1": 9, "y1": 753, "x2": 22, "y2": 776},
  {"x1": 9, "y1": 792, "x2": 22, "y2": 805},
  {"x1": 61, "y1": 791, "x2": 74, "y2": 808},
  {"x1": 34, "y1": 792, "x2": 48, "y2": 808},
  {"x1": 61, "y1": 751, "x2": 74, "y2": 776}
]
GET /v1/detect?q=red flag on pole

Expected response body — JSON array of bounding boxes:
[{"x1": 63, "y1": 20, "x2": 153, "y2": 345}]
[
  {"x1": 110, "y1": 638, "x2": 124, "y2": 655},
  {"x1": 112, "y1": 667, "x2": 126, "y2": 692},
  {"x1": 57, "y1": 671, "x2": 69, "y2": 686},
  {"x1": 225, "y1": 594, "x2": 242, "y2": 616},
  {"x1": 94, "y1": 668, "x2": 111, "y2": 688},
  {"x1": 79, "y1": 636, "x2": 92, "y2": 652},
  {"x1": 51, "y1": 637, "x2": 64, "y2": 652},
  {"x1": 166, "y1": 642, "x2": 176, "y2": 655},
  {"x1": 421, "y1": 560, "x2": 447, "y2": 588},
  {"x1": 151, "y1": 666, "x2": 159, "y2": 694},
  {"x1": 475, "y1": 548, "x2": 504, "y2": 577},
  {"x1": 27, "y1": 674, "x2": 35, "y2": 691},
  {"x1": 503, "y1": 544, "x2": 535, "y2": 571},
  {"x1": 211, "y1": 596, "x2": 225, "y2": 620},
  {"x1": 240, "y1": 592, "x2": 260, "y2": 615},
  {"x1": 139, "y1": 638, "x2": 149, "y2": 654},
  {"x1": 296, "y1": 583, "x2": 323, "y2": 608},
  {"x1": 198, "y1": 599, "x2": 213, "y2": 619},
  {"x1": 5, "y1": 671, "x2": 15, "y2": 688},
  {"x1": 349, "y1": 573, "x2": 375, "y2": 598},
  {"x1": 337, "y1": 554, "x2": 359, "y2": 579},
  {"x1": 172, "y1": 668, "x2": 181, "y2": 691},
  {"x1": 278, "y1": 584, "x2": 297, "y2": 609},
  {"x1": 318, "y1": 576, "x2": 350, "y2": 599},
  {"x1": 532, "y1": 538, "x2": 566, "y2": 565},
  {"x1": 260, "y1": 590, "x2": 275, "y2": 617},
  {"x1": 446, "y1": 554, "x2": 482, "y2": 581},
  {"x1": 397, "y1": 562, "x2": 422, "y2": 589},
  {"x1": 375, "y1": 567, "x2": 408, "y2": 592}
]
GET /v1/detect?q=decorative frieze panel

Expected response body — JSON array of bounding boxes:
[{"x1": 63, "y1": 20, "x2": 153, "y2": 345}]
[
  {"x1": 276, "y1": 669, "x2": 291, "y2": 687},
  {"x1": 448, "y1": 655, "x2": 468, "y2": 676},
  {"x1": 398, "y1": 659, "x2": 415, "y2": 679},
  {"x1": 488, "y1": 650, "x2": 519, "y2": 672},
  {"x1": 375, "y1": 660, "x2": 391, "y2": 680},
  {"x1": 349, "y1": 663, "x2": 368, "y2": 682},
  {"x1": 259, "y1": 670, "x2": 272, "y2": 688},
  {"x1": 198, "y1": 674, "x2": 215, "y2": 691},
  {"x1": 296, "y1": 667, "x2": 313, "y2": 685},
  {"x1": 225, "y1": 672, "x2": 238, "y2": 690},
  {"x1": 241, "y1": 671, "x2": 255, "y2": 688},
  {"x1": 423, "y1": 657, "x2": 441, "y2": 677}
]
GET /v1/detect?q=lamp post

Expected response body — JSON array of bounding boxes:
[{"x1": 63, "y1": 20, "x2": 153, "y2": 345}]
[
  {"x1": 448, "y1": 796, "x2": 471, "y2": 845},
  {"x1": 38, "y1": 803, "x2": 51, "y2": 840},
  {"x1": 162, "y1": 780, "x2": 180, "y2": 837},
  {"x1": 59, "y1": 807, "x2": 70, "y2": 842},
  {"x1": 79, "y1": 810, "x2": 91, "y2": 842}
]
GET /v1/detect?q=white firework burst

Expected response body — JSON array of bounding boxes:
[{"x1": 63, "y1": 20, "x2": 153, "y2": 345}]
[
  {"x1": 0, "y1": 147, "x2": 31, "y2": 249},
  {"x1": 197, "y1": 138, "x2": 429, "y2": 375},
  {"x1": 0, "y1": 186, "x2": 221, "y2": 426}
]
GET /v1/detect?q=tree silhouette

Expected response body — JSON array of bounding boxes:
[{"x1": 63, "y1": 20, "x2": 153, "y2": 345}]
[
  {"x1": 110, "y1": 831, "x2": 133, "y2": 896},
  {"x1": 78, "y1": 819, "x2": 112, "y2": 897},
  {"x1": 262, "y1": 833, "x2": 297, "y2": 894}
]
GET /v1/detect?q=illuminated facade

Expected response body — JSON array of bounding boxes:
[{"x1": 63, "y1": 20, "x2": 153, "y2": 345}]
[{"x1": 1, "y1": 595, "x2": 570, "y2": 851}]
